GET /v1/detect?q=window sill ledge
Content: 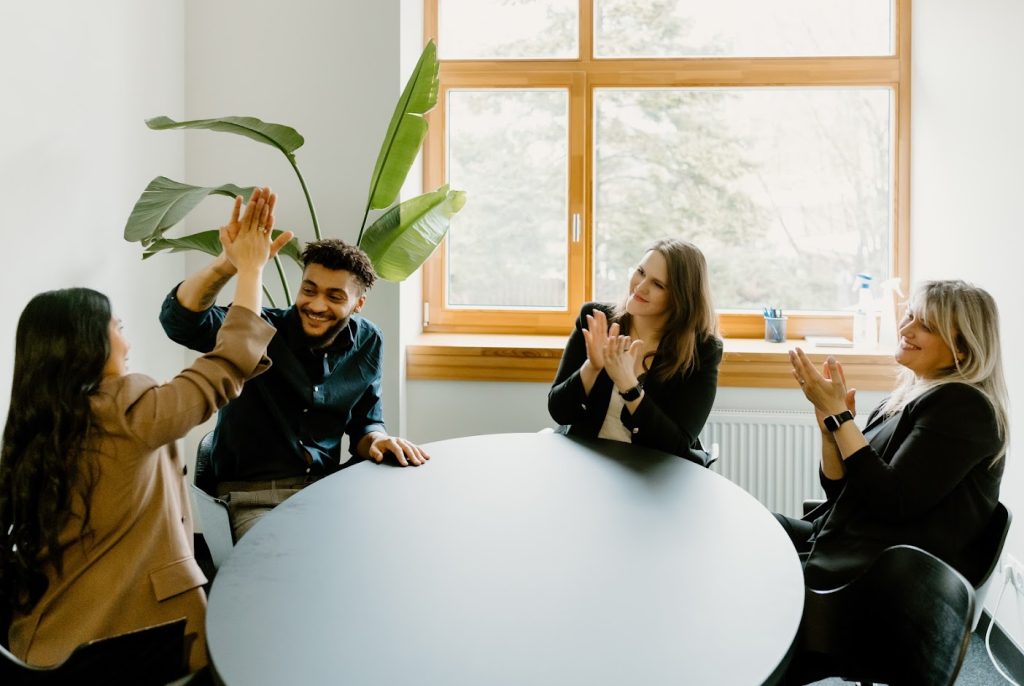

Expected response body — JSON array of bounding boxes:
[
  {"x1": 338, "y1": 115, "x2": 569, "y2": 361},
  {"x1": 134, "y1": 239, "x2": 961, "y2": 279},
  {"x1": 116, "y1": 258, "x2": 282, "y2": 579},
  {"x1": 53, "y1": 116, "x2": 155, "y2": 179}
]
[{"x1": 406, "y1": 334, "x2": 901, "y2": 390}]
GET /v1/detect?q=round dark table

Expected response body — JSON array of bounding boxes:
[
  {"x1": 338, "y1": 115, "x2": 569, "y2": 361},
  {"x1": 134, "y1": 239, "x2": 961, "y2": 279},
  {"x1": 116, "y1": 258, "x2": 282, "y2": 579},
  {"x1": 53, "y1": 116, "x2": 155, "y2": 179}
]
[{"x1": 207, "y1": 433, "x2": 804, "y2": 685}]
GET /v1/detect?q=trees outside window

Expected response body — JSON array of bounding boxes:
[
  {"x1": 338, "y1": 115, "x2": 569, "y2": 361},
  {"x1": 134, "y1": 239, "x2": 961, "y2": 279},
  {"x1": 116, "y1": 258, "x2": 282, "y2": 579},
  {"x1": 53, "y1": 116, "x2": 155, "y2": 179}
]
[{"x1": 424, "y1": 0, "x2": 908, "y2": 337}]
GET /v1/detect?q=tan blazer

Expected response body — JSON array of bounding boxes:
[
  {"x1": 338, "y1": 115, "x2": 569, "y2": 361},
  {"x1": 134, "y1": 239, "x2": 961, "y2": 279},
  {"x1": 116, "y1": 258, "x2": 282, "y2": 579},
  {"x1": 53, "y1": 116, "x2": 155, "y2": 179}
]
[{"x1": 9, "y1": 306, "x2": 274, "y2": 672}]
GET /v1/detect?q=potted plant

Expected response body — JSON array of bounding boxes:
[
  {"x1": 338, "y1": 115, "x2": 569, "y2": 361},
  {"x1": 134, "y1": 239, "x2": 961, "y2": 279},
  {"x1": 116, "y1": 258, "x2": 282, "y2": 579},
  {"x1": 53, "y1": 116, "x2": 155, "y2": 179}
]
[{"x1": 123, "y1": 40, "x2": 464, "y2": 306}]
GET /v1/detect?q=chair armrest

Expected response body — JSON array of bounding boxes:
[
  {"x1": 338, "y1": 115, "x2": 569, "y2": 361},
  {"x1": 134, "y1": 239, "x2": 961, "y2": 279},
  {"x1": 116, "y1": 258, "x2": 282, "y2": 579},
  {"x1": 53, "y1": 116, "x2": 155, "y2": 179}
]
[{"x1": 803, "y1": 499, "x2": 825, "y2": 517}]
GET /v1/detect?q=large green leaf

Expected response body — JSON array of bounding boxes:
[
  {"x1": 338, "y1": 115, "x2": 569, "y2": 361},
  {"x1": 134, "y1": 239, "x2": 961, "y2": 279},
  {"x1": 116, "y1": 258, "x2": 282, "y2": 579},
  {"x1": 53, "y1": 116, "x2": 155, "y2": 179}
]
[
  {"x1": 359, "y1": 185, "x2": 466, "y2": 281},
  {"x1": 146, "y1": 115, "x2": 304, "y2": 159},
  {"x1": 125, "y1": 177, "x2": 253, "y2": 243},
  {"x1": 142, "y1": 229, "x2": 302, "y2": 267},
  {"x1": 366, "y1": 40, "x2": 439, "y2": 211}
]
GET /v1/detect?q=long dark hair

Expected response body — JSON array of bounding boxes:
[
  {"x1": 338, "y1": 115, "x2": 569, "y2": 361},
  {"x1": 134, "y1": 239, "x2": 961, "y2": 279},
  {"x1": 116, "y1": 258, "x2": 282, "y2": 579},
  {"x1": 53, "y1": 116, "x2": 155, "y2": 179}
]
[
  {"x1": 0, "y1": 288, "x2": 111, "y2": 613},
  {"x1": 616, "y1": 238, "x2": 719, "y2": 384}
]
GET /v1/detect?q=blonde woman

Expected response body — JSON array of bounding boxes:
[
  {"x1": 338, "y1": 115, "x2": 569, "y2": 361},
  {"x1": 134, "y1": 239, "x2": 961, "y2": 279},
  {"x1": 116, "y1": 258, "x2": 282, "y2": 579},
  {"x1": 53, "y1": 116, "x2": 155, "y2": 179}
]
[
  {"x1": 548, "y1": 239, "x2": 723, "y2": 462},
  {"x1": 780, "y1": 280, "x2": 1008, "y2": 591}
]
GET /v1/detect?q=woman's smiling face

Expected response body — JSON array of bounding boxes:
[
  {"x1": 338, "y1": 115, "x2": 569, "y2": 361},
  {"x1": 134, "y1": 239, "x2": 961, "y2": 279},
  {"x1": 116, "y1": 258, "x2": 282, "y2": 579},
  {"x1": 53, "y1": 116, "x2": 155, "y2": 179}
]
[
  {"x1": 895, "y1": 310, "x2": 957, "y2": 378},
  {"x1": 626, "y1": 250, "x2": 671, "y2": 322}
]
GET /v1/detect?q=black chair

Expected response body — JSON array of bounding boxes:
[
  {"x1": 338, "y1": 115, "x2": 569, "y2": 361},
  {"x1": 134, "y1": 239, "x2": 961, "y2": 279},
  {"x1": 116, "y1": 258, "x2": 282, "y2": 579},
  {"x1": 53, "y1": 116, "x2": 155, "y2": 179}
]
[
  {"x1": 802, "y1": 498, "x2": 1011, "y2": 630},
  {"x1": 798, "y1": 544, "x2": 974, "y2": 686},
  {"x1": 958, "y1": 501, "x2": 1011, "y2": 629},
  {"x1": 193, "y1": 431, "x2": 217, "y2": 497},
  {"x1": 0, "y1": 617, "x2": 189, "y2": 685}
]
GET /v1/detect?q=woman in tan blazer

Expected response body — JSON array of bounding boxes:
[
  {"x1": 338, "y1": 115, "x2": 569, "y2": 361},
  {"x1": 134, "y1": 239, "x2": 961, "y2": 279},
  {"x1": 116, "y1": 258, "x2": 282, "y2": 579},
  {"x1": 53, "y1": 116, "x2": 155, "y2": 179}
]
[{"x1": 0, "y1": 187, "x2": 292, "y2": 672}]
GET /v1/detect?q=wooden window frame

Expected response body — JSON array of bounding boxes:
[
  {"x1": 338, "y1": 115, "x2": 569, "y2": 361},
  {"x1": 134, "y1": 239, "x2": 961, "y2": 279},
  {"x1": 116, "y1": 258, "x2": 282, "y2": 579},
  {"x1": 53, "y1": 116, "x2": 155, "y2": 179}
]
[{"x1": 422, "y1": 0, "x2": 912, "y2": 339}]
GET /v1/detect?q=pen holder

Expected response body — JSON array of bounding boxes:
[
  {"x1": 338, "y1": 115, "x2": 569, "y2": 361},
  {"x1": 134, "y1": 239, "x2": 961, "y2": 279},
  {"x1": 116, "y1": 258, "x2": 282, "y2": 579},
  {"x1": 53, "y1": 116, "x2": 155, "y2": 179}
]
[{"x1": 764, "y1": 316, "x2": 787, "y2": 343}]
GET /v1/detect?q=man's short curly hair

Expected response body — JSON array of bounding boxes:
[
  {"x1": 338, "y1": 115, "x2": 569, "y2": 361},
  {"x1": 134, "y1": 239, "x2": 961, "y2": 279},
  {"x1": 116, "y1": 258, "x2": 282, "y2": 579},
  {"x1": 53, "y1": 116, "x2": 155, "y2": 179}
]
[{"x1": 301, "y1": 239, "x2": 377, "y2": 291}]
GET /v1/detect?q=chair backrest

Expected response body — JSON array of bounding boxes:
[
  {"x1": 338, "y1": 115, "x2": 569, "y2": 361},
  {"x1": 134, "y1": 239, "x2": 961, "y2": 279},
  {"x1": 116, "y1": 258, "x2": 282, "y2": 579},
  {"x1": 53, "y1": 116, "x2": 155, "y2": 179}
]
[
  {"x1": 0, "y1": 617, "x2": 188, "y2": 685},
  {"x1": 801, "y1": 544, "x2": 974, "y2": 686},
  {"x1": 191, "y1": 430, "x2": 235, "y2": 569},
  {"x1": 960, "y1": 501, "x2": 1012, "y2": 629},
  {"x1": 194, "y1": 430, "x2": 217, "y2": 496},
  {"x1": 190, "y1": 485, "x2": 234, "y2": 569}
]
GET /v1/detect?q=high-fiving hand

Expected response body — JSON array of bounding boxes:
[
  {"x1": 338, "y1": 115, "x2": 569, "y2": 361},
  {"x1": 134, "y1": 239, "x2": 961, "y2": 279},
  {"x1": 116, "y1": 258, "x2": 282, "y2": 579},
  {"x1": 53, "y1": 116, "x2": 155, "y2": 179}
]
[{"x1": 219, "y1": 187, "x2": 294, "y2": 273}]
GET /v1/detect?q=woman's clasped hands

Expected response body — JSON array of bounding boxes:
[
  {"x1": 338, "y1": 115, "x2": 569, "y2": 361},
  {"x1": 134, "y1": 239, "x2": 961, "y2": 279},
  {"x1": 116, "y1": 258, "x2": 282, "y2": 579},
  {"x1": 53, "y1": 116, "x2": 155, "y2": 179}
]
[
  {"x1": 789, "y1": 347, "x2": 857, "y2": 433},
  {"x1": 583, "y1": 308, "x2": 644, "y2": 393}
]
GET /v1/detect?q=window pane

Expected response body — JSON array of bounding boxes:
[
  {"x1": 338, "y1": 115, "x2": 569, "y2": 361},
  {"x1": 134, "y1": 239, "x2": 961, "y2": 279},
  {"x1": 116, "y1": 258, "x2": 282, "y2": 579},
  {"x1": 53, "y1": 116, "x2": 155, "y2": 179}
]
[
  {"x1": 595, "y1": 0, "x2": 893, "y2": 58},
  {"x1": 447, "y1": 90, "x2": 569, "y2": 309},
  {"x1": 438, "y1": 0, "x2": 578, "y2": 60},
  {"x1": 593, "y1": 88, "x2": 893, "y2": 312}
]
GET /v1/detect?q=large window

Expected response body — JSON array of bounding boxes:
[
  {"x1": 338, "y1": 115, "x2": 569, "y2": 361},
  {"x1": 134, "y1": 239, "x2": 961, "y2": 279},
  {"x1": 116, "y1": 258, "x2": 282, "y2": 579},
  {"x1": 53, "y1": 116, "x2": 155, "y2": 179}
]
[{"x1": 423, "y1": 0, "x2": 910, "y2": 337}]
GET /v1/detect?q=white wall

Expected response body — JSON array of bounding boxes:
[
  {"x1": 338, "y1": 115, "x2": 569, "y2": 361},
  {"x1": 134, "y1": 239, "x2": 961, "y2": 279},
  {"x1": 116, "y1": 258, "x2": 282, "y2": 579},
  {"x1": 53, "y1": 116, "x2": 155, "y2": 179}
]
[
  {"x1": 0, "y1": 1, "x2": 187, "y2": 420},
  {"x1": 912, "y1": 0, "x2": 1024, "y2": 646}
]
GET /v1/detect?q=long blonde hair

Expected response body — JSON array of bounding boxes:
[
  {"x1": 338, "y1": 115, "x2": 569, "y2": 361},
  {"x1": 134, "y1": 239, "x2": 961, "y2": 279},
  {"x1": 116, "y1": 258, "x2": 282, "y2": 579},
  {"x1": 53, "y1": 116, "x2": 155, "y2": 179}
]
[
  {"x1": 881, "y1": 280, "x2": 1009, "y2": 461},
  {"x1": 615, "y1": 238, "x2": 719, "y2": 383}
]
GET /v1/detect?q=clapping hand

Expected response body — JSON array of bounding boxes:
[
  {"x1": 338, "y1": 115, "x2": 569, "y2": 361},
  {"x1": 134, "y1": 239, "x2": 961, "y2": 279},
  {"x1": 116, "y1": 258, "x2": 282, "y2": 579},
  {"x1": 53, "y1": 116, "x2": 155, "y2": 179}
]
[
  {"x1": 582, "y1": 309, "x2": 617, "y2": 371},
  {"x1": 581, "y1": 309, "x2": 643, "y2": 393},
  {"x1": 789, "y1": 348, "x2": 857, "y2": 432},
  {"x1": 604, "y1": 333, "x2": 644, "y2": 394}
]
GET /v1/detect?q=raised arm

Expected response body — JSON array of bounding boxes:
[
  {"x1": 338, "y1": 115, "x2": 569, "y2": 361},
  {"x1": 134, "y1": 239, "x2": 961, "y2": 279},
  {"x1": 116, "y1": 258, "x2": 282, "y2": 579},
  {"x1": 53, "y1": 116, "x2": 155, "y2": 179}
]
[
  {"x1": 175, "y1": 188, "x2": 290, "y2": 312},
  {"x1": 116, "y1": 189, "x2": 294, "y2": 448},
  {"x1": 548, "y1": 304, "x2": 613, "y2": 425}
]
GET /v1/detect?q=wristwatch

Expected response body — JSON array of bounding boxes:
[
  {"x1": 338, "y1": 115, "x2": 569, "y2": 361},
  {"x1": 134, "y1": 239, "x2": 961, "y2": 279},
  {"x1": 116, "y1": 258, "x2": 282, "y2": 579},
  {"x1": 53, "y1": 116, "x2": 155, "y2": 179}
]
[
  {"x1": 823, "y1": 410, "x2": 855, "y2": 432},
  {"x1": 618, "y1": 381, "x2": 644, "y2": 401}
]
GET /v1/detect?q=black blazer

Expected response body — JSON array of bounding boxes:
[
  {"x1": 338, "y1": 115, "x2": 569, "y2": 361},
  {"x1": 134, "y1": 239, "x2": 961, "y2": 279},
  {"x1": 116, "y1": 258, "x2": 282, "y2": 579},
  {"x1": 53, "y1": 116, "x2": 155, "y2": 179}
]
[
  {"x1": 547, "y1": 302, "x2": 723, "y2": 460},
  {"x1": 803, "y1": 382, "x2": 1004, "y2": 589}
]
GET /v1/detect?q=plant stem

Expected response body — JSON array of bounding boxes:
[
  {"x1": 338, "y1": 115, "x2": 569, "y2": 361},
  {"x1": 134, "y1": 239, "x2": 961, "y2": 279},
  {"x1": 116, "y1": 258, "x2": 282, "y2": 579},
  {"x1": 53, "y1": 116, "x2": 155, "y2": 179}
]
[
  {"x1": 357, "y1": 203, "x2": 371, "y2": 246},
  {"x1": 273, "y1": 255, "x2": 292, "y2": 307},
  {"x1": 288, "y1": 155, "x2": 321, "y2": 241},
  {"x1": 262, "y1": 283, "x2": 277, "y2": 308}
]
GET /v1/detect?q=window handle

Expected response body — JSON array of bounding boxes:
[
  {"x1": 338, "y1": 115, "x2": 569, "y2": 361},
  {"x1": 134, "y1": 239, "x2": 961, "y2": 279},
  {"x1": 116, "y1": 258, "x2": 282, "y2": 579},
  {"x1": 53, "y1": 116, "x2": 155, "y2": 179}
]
[{"x1": 572, "y1": 213, "x2": 581, "y2": 242}]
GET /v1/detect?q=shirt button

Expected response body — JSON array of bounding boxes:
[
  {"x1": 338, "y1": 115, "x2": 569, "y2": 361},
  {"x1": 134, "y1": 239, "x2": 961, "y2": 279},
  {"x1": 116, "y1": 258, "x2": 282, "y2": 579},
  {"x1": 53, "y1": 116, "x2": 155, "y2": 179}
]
[
  {"x1": 632, "y1": 428, "x2": 639, "y2": 434},
  {"x1": 581, "y1": 404, "x2": 587, "y2": 410},
  {"x1": 303, "y1": 408, "x2": 309, "y2": 414}
]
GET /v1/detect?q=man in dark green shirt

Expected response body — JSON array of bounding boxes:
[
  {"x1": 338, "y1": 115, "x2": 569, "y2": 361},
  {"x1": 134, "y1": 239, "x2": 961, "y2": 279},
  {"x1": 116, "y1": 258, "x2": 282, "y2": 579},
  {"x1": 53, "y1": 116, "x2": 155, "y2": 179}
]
[{"x1": 161, "y1": 230, "x2": 429, "y2": 539}]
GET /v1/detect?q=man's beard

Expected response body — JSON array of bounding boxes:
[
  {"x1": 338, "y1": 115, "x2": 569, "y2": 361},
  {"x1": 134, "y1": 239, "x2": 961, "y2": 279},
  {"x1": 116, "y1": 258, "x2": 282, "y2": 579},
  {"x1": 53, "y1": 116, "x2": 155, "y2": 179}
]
[{"x1": 300, "y1": 310, "x2": 349, "y2": 349}]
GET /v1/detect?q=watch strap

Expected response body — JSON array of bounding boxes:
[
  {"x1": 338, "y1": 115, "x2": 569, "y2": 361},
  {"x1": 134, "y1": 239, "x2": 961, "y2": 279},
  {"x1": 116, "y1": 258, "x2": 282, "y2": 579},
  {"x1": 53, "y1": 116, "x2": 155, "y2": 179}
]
[
  {"x1": 618, "y1": 382, "x2": 644, "y2": 401},
  {"x1": 824, "y1": 410, "x2": 855, "y2": 432}
]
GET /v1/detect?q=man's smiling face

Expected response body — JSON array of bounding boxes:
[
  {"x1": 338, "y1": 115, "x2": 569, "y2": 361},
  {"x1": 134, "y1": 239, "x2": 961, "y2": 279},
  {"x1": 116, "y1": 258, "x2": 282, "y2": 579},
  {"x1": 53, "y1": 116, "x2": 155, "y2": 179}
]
[{"x1": 295, "y1": 263, "x2": 366, "y2": 348}]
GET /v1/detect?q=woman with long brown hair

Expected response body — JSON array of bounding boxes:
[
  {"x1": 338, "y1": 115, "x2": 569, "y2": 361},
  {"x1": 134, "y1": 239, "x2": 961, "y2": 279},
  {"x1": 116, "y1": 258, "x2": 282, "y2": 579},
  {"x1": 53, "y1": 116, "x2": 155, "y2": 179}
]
[
  {"x1": 548, "y1": 238, "x2": 723, "y2": 461},
  {"x1": 0, "y1": 188, "x2": 291, "y2": 672}
]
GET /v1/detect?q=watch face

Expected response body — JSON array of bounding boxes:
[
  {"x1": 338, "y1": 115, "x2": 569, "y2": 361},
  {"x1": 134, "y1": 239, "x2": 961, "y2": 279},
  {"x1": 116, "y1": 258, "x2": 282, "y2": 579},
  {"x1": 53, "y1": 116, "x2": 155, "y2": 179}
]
[
  {"x1": 825, "y1": 411, "x2": 852, "y2": 432},
  {"x1": 619, "y1": 384, "x2": 643, "y2": 401}
]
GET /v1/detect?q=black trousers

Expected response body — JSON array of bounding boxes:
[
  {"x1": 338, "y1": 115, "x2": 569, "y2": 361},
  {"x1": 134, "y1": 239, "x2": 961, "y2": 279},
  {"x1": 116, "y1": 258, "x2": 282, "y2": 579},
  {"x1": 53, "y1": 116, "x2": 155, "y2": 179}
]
[{"x1": 772, "y1": 512, "x2": 843, "y2": 686}]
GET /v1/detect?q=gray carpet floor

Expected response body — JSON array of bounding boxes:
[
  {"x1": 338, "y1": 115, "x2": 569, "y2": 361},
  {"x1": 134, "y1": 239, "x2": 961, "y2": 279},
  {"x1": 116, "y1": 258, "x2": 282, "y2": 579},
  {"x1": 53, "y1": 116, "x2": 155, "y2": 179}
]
[{"x1": 812, "y1": 629, "x2": 1011, "y2": 685}]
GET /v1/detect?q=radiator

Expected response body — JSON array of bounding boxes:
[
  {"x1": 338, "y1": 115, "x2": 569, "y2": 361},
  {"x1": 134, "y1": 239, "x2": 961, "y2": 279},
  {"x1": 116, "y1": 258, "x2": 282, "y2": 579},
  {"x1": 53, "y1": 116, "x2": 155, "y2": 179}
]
[{"x1": 700, "y1": 410, "x2": 825, "y2": 518}]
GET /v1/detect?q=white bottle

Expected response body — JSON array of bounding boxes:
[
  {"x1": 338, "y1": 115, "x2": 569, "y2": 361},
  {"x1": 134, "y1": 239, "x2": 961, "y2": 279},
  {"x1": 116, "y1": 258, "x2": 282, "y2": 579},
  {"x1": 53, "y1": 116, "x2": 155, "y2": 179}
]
[
  {"x1": 852, "y1": 273, "x2": 877, "y2": 348},
  {"x1": 877, "y1": 278, "x2": 904, "y2": 349}
]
